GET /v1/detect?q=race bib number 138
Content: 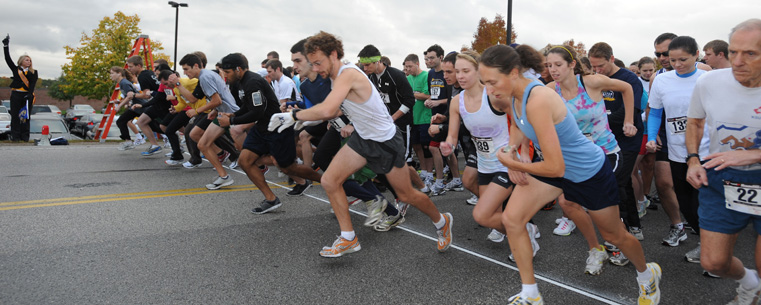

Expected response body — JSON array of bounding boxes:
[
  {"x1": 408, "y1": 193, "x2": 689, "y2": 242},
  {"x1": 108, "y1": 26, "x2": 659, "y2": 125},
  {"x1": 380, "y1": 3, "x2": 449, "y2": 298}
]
[{"x1": 724, "y1": 180, "x2": 761, "y2": 216}]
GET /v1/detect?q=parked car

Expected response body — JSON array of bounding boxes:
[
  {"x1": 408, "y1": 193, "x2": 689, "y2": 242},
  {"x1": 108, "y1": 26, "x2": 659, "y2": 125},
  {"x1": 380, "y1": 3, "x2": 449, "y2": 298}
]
[
  {"x1": 65, "y1": 104, "x2": 98, "y2": 129},
  {"x1": 31, "y1": 104, "x2": 63, "y2": 116},
  {"x1": 1, "y1": 100, "x2": 9, "y2": 109},
  {"x1": 29, "y1": 113, "x2": 75, "y2": 141},
  {"x1": 0, "y1": 105, "x2": 10, "y2": 139}
]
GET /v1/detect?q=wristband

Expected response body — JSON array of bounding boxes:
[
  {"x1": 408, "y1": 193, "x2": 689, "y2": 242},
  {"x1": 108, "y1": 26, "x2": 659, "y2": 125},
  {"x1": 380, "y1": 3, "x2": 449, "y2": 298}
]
[
  {"x1": 291, "y1": 108, "x2": 301, "y2": 121},
  {"x1": 685, "y1": 153, "x2": 700, "y2": 162}
]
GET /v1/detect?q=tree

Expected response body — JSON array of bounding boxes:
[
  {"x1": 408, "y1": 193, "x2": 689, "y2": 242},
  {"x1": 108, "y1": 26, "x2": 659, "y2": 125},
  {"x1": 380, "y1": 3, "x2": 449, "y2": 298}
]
[
  {"x1": 61, "y1": 11, "x2": 170, "y2": 101},
  {"x1": 49, "y1": 76, "x2": 76, "y2": 108},
  {"x1": 542, "y1": 39, "x2": 588, "y2": 58},
  {"x1": 470, "y1": 14, "x2": 518, "y2": 53}
]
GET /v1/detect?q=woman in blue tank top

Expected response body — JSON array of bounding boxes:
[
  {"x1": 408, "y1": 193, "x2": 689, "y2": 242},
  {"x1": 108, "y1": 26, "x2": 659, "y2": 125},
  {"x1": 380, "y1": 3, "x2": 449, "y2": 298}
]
[{"x1": 478, "y1": 44, "x2": 662, "y2": 305}]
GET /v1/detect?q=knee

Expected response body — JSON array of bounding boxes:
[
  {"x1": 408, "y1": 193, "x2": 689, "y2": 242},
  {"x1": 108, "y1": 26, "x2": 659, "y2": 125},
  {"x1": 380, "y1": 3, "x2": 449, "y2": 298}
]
[
  {"x1": 320, "y1": 174, "x2": 341, "y2": 193},
  {"x1": 472, "y1": 209, "x2": 490, "y2": 227},
  {"x1": 501, "y1": 212, "x2": 524, "y2": 234},
  {"x1": 700, "y1": 251, "x2": 732, "y2": 275}
]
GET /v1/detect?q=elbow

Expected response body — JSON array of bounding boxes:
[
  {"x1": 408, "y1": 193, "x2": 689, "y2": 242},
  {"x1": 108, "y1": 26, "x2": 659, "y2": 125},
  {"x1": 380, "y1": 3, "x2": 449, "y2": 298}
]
[{"x1": 547, "y1": 161, "x2": 565, "y2": 178}]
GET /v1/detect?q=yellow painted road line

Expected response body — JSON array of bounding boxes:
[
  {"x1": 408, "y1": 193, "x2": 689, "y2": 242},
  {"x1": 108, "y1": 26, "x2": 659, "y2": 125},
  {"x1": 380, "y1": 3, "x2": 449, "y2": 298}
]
[{"x1": 0, "y1": 184, "x2": 277, "y2": 211}]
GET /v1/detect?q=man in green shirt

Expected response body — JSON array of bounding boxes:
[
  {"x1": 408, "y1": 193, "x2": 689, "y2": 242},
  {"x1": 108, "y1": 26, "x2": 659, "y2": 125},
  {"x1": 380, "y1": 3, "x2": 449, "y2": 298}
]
[{"x1": 404, "y1": 54, "x2": 434, "y2": 192}]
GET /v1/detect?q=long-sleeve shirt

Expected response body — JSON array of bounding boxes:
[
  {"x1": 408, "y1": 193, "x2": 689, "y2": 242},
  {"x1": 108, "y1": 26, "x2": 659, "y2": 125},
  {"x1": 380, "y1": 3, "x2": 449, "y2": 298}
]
[{"x1": 4, "y1": 46, "x2": 38, "y2": 93}]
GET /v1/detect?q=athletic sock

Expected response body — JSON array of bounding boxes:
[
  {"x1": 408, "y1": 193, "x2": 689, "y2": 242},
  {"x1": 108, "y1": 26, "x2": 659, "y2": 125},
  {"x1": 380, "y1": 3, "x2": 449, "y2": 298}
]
[
  {"x1": 739, "y1": 268, "x2": 760, "y2": 290},
  {"x1": 452, "y1": 177, "x2": 462, "y2": 184},
  {"x1": 435, "y1": 178, "x2": 444, "y2": 186},
  {"x1": 521, "y1": 284, "x2": 539, "y2": 298},
  {"x1": 637, "y1": 266, "x2": 654, "y2": 283},
  {"x1": 675, "y1": 222, "x2": 684, "y2": 230},
  {"x1": 434, "y1": 213, "x2": 447, "y2": 230},
  {"x1": 341, "y1": 231, "x2": 355, "y2": 241}
]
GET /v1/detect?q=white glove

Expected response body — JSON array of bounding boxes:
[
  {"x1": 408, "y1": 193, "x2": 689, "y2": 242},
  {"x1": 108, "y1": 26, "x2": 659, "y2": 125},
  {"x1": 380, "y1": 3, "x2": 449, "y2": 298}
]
[
  {"x1": 268, "y1": 113, "x2": 296, "y2": 133},
  {"x1": 294, "y1": 120, "x2": 323, "y2": 130}
]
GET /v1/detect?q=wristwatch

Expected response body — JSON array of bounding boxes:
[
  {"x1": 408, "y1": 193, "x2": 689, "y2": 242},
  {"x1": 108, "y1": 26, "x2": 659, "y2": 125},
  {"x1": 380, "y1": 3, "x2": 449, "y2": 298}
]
[
  {"x1": 685, "y1": 153, "x2": 700, "y2": 162},
  {"x1": 175, "y1": 82, "x2": 181, "y2": 87}
]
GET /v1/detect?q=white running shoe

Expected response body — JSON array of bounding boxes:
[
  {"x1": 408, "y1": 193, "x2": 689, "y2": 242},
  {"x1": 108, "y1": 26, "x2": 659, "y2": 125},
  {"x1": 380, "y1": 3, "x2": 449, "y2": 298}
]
[
  {"x1": 466, "y1": 194, "x2": 478, "y2": 205},
  {"x1": 585, "y1": 247, "x2": 609, "y2": 276},
  {"x1": 487, "y1": 229, "x2": 505, "y2": 243},
  {"x1": 553, "y1": 217, "x2": 576, "y2": 236}
]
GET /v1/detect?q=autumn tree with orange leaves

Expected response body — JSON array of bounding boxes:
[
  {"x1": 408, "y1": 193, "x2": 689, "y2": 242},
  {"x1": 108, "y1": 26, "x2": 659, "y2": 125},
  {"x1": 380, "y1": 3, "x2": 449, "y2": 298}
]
[{"x1": 470, "y1": 14, "x2": 518, "y2": 53}]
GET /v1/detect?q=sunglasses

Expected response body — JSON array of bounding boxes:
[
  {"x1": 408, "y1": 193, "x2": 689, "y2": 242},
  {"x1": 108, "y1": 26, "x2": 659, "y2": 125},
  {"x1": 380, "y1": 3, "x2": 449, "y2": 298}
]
[{"x1": 654, "y1": 51, "x2": 669, "y2": 58}]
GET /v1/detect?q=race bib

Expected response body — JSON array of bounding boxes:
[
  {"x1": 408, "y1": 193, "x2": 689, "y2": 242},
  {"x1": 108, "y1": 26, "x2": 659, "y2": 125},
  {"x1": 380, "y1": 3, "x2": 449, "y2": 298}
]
[
  {"x1": 430, "y1": 87, "x2": 441, "y2": 100},
  {"x1": 379, "y1": 92, "x2": 390, "y2": 104},
  {"x1": 724, "y1": 180, "x2": 761, "y2": 216},
  {"x1": 667, "y1": 116, "x2": 687, "y2": 134},
  {"x1": 473, "y1": 137, "x2": 494, "y2": 154}
]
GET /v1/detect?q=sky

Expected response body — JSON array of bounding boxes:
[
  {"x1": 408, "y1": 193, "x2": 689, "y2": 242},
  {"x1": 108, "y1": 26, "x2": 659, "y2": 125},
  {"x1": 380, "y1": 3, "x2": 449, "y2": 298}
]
[{"x1": 1, "y1": 0, "x2": 760, "y2": 80}]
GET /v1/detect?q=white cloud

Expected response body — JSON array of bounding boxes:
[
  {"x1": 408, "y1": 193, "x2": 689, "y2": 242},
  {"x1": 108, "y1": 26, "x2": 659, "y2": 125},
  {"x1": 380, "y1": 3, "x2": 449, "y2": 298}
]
[{"x1": 0, "y1": 0, "x2": 759, "y2": 79}]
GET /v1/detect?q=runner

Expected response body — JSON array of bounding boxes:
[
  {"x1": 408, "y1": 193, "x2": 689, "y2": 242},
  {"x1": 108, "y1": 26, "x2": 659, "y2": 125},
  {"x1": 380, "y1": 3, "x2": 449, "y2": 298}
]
[
  {"x1": 268, "y1": 31, "x2": 453, "y2": 257},
  {"x1": 479, "y1": 44, "x2": 661, "y2": 304},
  {"x1": 702, "y1": 39, "x2": 731, "y2": 69},
  {"x1": 424, "y1": 44, "x2": 453, "y2": 196},
  {"x1": 647, "y1": 36, "x2": 710, "y2": 263},
  {"x1": 686, "y1": 18, "x2": 761, "y2": 305},
  {"x1": 545, "y1": 44, "x2": 637, "y2": 274}
]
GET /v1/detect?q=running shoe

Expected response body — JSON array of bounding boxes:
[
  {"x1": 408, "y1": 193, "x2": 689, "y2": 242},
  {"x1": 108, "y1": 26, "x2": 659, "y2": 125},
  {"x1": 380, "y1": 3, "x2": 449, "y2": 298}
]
[
  {"x1": 487, "y1": 229, "x2": 505, "y2": 243},
  {"x1": 229, "y1": 159, "x2": 239, "y2": 169},
  {"x1": 604, "y1": 241, "x2": 620, "y2": 252},
  {"x1": 363, "y1": 195, "x2": 388, "y2": 227},
  {"x1": 662, "y1": 225, "x2": 687, "y2": 247},
  {"x1": 319, "y1": 236, "x2": 361, "y2": 258},
  {"x1": 374, "y1": 212, "x2": 405, "y2": 232},
  {"x1": 585, "y1": 247, "x2": 609, "y2": 276},
  {"x1": 553, "y1": 217, "x2": 576, "y2": 236},
  {"x1": 609, "y1": 251, "x2": 629, "y2": 266},
  {"x1": 251, "y1": 197, "x2": 282, "y2": 215},
  {"x1": 420, "y1": 182, "x2": 431, "y2": 193},
  {"x1": 133, "y1": 134, "x2": 146, "y2": 146},
  {"x1": 141, "y1": 145, "x2": 162, "y2": 156},
  {"x1": 430, "y1": 181, "x2": 447, "y2": 196},
  {"x1": 630, "y1": 227, "x2": 645, "y2": 241},
  {"x1": 118, "y1": 140, "x2": 135, "y2": 151},
  {"x1": 162, "y1": 135, "x2": 170, "y2": 148},
  {"x1": 183, "y1": 161, "x2": 202, "y2": 169},
  {"x1": 542, "y1": 200, "x2": 556, "y2": 210},
  {"x1": 445, "y1": 179, "x2": 464, "y2": 191},
  {"x1": 396, "y1": 200, "x2": 409, "y2": 217},
  {"x1": 165, "y1": 151, "x2": 173, "y2": 157},
  {"x1": 637, "y1": 199, "x2": 650, "y2": 218},
  {"x1": 685, "y1": 244, "x2": 701, "y2": 263},
  {"x1": 260, "y1": 165, "x2": 269, "y2": 175},
  {"x1": 287, "y1": 180, "x2": 312, "y2": 196},
  {"x1": 436, "y1": 212, "x2": 453, "y2": 252},
  {"x1": 466, "y1": 194, "x2": 478, "y2": 205},
  {"x1": 728, "y1": 274, "x2": 761, "y2": 305},
  {"x1": 217, "y1": 150, "x2": 230, "y2": 163},
  {"x1": 206, "y1": 175, "x2": 234, "y2": 190},
  {"x1": 508, "y1": 223, "x2": 540, "y2": 262},
  {"x1": 637, "y1": 263, "x2": 662, "y2": 305},
  {"x1": 703, "y1": 270, "x2": 720, "y2": 278},
  {"x1": 165, "y1": 159, "x2": 183, "y2": 166},
  {"x1": 507, "y1": 293, "x2": 544, "y2": 305}
]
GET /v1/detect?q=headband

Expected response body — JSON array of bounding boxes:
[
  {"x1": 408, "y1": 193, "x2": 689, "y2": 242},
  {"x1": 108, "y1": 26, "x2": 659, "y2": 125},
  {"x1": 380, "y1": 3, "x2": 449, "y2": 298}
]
[
  {"x1": 551, "y1": 46, "x2": 574, "y2": 61},
  {"x1": 359, "y1": 56, "x2": 381, "y2": 64}
]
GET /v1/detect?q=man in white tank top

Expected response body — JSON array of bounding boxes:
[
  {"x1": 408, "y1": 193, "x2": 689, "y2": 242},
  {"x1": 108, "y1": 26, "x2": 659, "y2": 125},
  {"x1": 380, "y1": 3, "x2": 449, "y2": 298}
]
[{"x1": 268, "y1": 31, "x2": 453, "y2": 258}]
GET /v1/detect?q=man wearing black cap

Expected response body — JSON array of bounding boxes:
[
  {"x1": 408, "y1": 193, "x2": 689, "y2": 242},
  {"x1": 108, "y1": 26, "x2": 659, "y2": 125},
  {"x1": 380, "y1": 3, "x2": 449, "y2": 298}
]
[{"x1": 216, "y1": 53, "x2": 322, "y2": 214}]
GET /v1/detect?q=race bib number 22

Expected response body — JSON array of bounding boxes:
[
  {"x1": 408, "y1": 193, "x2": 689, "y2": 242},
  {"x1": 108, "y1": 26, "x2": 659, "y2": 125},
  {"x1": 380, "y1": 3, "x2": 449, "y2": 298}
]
[{"x1": 724, "y1": 180, "x2": 761, "y2": 216}]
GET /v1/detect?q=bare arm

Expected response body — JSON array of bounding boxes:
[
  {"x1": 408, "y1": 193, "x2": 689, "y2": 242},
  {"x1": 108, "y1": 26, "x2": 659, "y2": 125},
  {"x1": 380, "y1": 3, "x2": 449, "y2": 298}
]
[{"x1": 293, "y1": 72, "x2": 355, "y2": 121}]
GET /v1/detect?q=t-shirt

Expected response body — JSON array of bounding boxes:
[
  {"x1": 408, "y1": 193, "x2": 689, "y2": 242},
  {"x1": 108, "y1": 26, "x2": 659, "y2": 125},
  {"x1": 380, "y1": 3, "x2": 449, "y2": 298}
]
[
  {"x1": 603, "y1": 68, "x2": 644, "y2": 152},
  {"x1": 300, "y1": 74, "x2": 331, "y2": 108},
  {"x1": 427, "y1": 68, "x2": 451, "y2": 115},
  {"x1": 118, "y1": 78, "x2": 141, "y2": 104},
  {"x1": 138, "y1": 69, "x2": 160, "y2": 93},
  {"x1": 648, "y1": 69, "x2": 710, "y2": 163},
  {"x1": 688, "y1": 68, "x2": 761, "y2": 171},
  {"x1": 229, "y1": 71, "x2": 280, "y2": 133},
  {"x1": 293, "y1": 75, "x2": 301, "y2": 94},
  {"x1": 198, "y1": 69, "x2": 239, "y2": 113},
  {"x1": 408, "y1": 71, "x2": 430, "y2": 125},
  {"x1": 271, "y1": 74, "x2": 301, "y2": 102},
  {"x1": 173, "y1": 78, "x2": 208, "y2": 113}
]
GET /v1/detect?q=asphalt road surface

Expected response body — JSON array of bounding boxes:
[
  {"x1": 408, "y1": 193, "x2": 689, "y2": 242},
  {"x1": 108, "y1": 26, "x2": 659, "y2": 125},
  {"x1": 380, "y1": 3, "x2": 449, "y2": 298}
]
[{"x1": 0, "y1": 143, "x2": 756, "y2": 304}]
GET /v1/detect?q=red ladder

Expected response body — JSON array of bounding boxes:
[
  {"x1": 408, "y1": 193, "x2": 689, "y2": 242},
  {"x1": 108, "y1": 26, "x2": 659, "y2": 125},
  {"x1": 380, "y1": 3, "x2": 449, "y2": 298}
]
[{"x1": 94, "y1": 35, "x2": 154, "y2": 142}]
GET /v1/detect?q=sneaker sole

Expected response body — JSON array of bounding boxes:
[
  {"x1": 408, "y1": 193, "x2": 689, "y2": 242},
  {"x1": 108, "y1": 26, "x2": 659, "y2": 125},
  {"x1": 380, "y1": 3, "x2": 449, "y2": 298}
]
[
  {"x1": 251, "y1": 202, "x2": 283, "y2": 215},
  {"x1": 206, "y1": 179, "x2": 234, "y2": 190},
  {"x1": 553, "y1": 230, "x2": 573, "y2": 236},
  {"x1": 320, "y1": 244, "x2": 361, "y2": 258},
  {"x1": 662, "y1": 234, "x2": 687, "y2": 247},
  {"x1": 438, "y1": 213, "x2": 453, "y2": 252},
  {"x1": 286, "y1": 183, "x2": 312, "y2": 196},
  {"x1": 374, "y1": 216, "x2": 405, "y2": 232}
]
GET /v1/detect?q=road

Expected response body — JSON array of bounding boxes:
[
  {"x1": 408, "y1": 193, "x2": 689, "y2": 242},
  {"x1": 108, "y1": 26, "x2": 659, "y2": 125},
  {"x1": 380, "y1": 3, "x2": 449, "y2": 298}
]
[{"x1": 0, "y1": 143, "x2": 756, "y2": 304}]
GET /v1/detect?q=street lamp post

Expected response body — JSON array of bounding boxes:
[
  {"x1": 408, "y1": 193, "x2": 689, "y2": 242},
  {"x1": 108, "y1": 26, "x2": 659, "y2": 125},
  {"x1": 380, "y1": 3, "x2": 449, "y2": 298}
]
[
  {"x1": 168, "y1": 1, "x2": 188, "y2": 71},
  {"x1": 507, "y1": 0, "x2": 513, "y2": 44}
]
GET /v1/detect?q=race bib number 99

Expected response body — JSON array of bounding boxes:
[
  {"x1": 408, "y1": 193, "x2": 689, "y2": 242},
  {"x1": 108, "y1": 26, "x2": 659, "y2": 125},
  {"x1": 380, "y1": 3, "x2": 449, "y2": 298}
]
[{"x1": 724, "y1": 180, "x2": 761, "y2": 216}]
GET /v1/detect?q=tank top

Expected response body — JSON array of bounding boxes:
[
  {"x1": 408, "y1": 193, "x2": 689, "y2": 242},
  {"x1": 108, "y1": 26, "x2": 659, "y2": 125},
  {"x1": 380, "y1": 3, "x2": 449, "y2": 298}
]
[
  {"x1": 459, "y1": 87, "x2": 509, "y2": 174},
  {"x1": 334, "y1": 65, "x2": 396, "y2": 142},
  {"x1": 555, "y1": 74, "x2": 620, "y2": 155},
  {"x1": 512, "y1": 80, "x2": 605, "y2": 182}
]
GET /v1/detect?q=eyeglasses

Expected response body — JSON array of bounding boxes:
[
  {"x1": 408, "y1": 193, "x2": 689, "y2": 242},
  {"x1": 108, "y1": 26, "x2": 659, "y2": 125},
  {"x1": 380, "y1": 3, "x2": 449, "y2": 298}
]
[{"x1": 654, "y1": 51, "x2": 669, "y2": 58}]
